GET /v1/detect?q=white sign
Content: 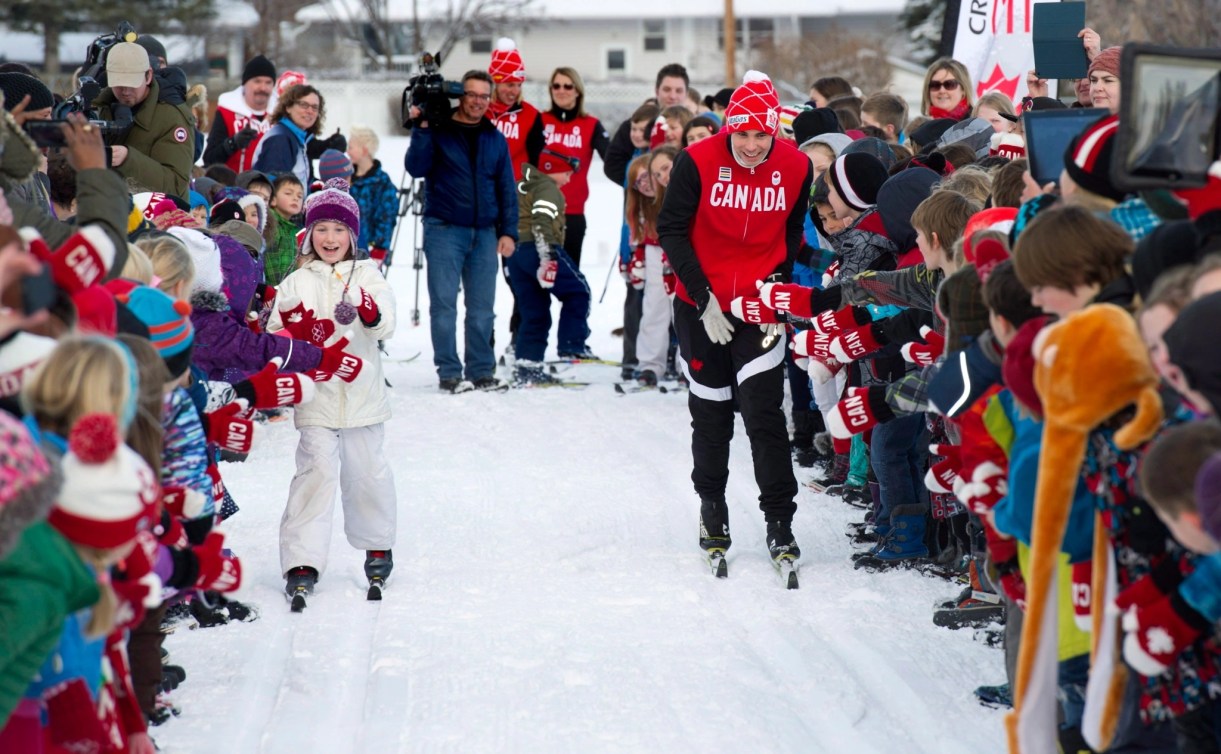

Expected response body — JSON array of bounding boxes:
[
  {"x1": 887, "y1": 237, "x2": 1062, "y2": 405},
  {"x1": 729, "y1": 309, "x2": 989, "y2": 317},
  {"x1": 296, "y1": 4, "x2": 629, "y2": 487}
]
[{"x1": 951, "y1": 0, "x2": 1063, "y2": 102}]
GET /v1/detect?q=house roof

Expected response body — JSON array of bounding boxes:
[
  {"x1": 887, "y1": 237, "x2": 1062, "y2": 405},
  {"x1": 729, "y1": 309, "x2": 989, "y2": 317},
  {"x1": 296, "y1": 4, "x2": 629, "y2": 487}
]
[
  {"x1": 298, "y1": 0, "x2": 905, "y2": 23},
  {"x1": 0, "y1": 28, "x2": 208, "y2": 67}
]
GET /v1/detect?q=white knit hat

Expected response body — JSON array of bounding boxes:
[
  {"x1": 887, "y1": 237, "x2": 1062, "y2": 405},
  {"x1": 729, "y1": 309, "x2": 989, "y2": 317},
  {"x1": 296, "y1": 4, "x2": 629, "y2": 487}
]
[
  {"x1": 0, "y1": 331, "x2": 56, "y2": 399},
  {"x1": 167, "y1": 226, "x2": 224, "y2": 293}
]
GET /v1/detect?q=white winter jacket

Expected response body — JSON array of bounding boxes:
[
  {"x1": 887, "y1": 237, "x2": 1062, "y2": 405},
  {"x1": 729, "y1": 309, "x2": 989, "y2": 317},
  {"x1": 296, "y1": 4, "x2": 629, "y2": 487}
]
[{"x1": 267, "y1": 258, "x2": 396, "y2": 429}]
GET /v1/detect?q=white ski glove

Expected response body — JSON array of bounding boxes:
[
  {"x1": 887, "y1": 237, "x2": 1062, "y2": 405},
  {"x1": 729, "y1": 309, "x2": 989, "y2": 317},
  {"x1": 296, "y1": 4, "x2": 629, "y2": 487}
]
[{"x1": 699, "y1": 291, "x2": 735, "y2": 345}]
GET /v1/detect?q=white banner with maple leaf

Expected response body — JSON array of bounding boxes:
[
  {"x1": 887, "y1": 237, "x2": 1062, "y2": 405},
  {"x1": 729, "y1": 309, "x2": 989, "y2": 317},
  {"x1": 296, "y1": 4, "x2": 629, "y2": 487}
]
[{"x1": 950, "y1": 0, "x2": 1063, "y2": 103}]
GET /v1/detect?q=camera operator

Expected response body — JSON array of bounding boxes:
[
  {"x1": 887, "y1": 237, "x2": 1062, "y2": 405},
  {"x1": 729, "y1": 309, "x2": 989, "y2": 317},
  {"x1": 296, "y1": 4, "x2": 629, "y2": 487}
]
[
  {"x1": 92, "y1": 42, "x2": 195, "y2": 198},
  {"x1": 405, "y1": 70, "x2": 518, "y2": 393}
]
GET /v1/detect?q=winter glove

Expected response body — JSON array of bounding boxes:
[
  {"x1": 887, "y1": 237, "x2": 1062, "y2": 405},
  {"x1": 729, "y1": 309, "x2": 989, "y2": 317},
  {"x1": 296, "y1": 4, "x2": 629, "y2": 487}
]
[
  {"x1": 696, "y1": 289, "x2": 734, "y2": 345},
  {"x1": 791, "y1": 330, "x2": 832, "y2": 360},
  {"x1": 203, "y1": 402, "x2": 254, "y2": 454},
  {"x1": 24, "y1": 227, "x2": 116, "y2": 294},
  {"x1": 821, "y1": 260, "x2": 841, "y2": 288},
  {"x1": 827, "y1": 385, "x2": 895, "y2": 439},
  {"x1": 111, "y1": 536, "x2": 162, "y2": 631},
  {"x1": 1122, "y1": 592, "x2": 1211, "y2": 677},
  {"x1": 1111, "y1": 557, "x2": 1186, "y2": 617},
  {"x1": 806, "y1": 354, "x2": 844, "y2": 386},
  {"x1": 227, "y1": 127, "x2": 258, "y2": 152},
  {"x1": 957, "y1": 461, "x2": 1008, "y2": 515},
  {"x1": 162, "y1": 486, "x2": 206, "y2": 520},
  {"x1": 1071, "y1": 561, "x2": 1093, "y2": 632},
  {"x1": 811, "y1": 305, "x2": 871, "y2": 335},
  {"x1": 352, "y1": 286, "x2": 381, "y2": 327},
  {"x1": 756, "y1": 280, "x2": 815, "y2": 318},
  {"x1": 308, "y1": 334, "x2": 364, "y2": 383},
  {"x1": 731, "y1": 296, "x2": 785, "y2": 325},
  {"x1": 278, "y1": 296, "x2": 336, "y2": 347},
  {"x1": 661, "y1": 254, "x2": 676, "y2": 296},
  {"x1": 369, "y1": 246, "x2": 389, "y2": 265},
  {"x1": 537, "y1": 256, "x2": 558, "y2": 289},
  {"x1": 901, "y1": 325, "x2": 946, "y2": 366},
  {"x1": 232, "y1": 358, "x2": 317, "y2": 409},
  {"x1": 628, "y1": 247, "x2": 645, "y2": 290},
  {"x1": 994, "y1": 559, "x2": 1028, "y2": 612},
  {"x1": 925, "y1": 443, "x2": 964, "y2": 495},
  {"x1": 829, "y1": 323, "x2": 886, "y2": 363},
  {"x1": 192, "y1": 531, "x2": 242, "y2": 593}
]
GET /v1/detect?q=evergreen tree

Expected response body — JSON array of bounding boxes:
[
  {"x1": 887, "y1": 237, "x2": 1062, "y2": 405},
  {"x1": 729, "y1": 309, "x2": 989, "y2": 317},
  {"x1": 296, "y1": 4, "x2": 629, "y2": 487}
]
[{"x1": 901, "y1": 0, "x2": 948, "y2": 66}]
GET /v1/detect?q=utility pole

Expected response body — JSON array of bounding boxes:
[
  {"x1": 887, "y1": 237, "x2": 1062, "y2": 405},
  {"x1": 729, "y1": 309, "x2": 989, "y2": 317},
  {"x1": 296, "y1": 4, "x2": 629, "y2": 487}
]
[{"x1": 723, "y1": 0, "x2": 736, "y2": 87}]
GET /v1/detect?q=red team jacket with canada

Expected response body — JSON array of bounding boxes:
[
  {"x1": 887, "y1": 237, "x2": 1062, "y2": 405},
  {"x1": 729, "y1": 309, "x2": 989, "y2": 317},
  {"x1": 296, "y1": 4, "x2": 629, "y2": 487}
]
[
  {"x1": 490, "y1": 101, "x2": 541, "y2": 180},
  {"x1": 674, "y1": 132, "x2": 810, "y2": 308},
  {"x1": 542, "y1": 113, "x2": 600, "y2": 215}
]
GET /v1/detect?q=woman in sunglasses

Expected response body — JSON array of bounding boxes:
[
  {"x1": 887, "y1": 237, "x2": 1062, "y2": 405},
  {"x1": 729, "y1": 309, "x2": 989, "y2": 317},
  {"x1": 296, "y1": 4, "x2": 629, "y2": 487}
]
[
  {"x1": 254, "y1": 84, "x2": 326, "y2": 193},
  {"x1": 919, "y1": 58, "x2": 975, "y2": 121},
  {"x1": 541, "y1": 67, "x2": 610, "y2": 271}
]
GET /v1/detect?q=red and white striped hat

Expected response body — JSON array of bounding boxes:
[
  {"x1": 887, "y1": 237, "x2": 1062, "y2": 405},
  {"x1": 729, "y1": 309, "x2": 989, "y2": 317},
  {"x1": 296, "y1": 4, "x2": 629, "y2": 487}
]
[
  {"x1": 489, "y1": 38, "x2": 525, "y2": 84},
  {"x1": 724, "y1": 70, "x2": 780, "y2": 136},
  {"x1": 1063, "y1": 114, "x2": 1123, "y2": 202}
]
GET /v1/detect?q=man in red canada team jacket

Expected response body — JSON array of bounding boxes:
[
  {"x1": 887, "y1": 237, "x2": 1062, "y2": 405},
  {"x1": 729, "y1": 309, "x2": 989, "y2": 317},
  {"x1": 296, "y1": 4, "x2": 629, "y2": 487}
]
[
  {"x1": 658, "y1": 71, "x2": 813, "y2": 569},
  {"x1": 486, "y1": 38, "x2": 545, "y2": 181}
]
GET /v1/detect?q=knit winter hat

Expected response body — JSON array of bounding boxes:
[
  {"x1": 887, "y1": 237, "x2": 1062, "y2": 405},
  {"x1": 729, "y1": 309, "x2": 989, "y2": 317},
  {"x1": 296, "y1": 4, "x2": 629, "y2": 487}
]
[
  {"x1": 167, "y1": 226, "x2": 224, "y2": 293},
  {"x1": 778, "y1": 105, "x2": 806, "y2": 137},
  {"x1": 793, "y1": 108, "x2": 842, "y2": 149},
  {"x1": 318, "y1": 149, "x2": 354, "y2": 183},
  {"x1": 939, "y1": 117, "x2": 995, "y2": 159},
  {"x1": 1088, "y1": 46, "x2": 1122, "y2": 81},
  {"x1": 489, "y1": 38, "x2": 525, "y2": 84},
  {"x1": 827, "y1": 152, "x2": 889, "y2": 211},
  {"x1": 842, "y1": 136, "x2": 896, "y2": 170},
  {"x1": 276, "y1": 70, "x2": 307, "y2": 97},
  {"x1": 724, "y1": 71, "x2": 780, "y2": 136},
  {"x1": 135, "y1": 35, "x2": 167, "y2": 66},
  {"x1": 113, "y1": 285, "x2": 194, "y2": 370},
  {"x1": 0, "y1": 73, "x2": 54, "y2": 112},
  {"x1": 800, "y1": 131, "x2": 851, "y2": 158},
  {"x1": 0, "y1": 410, "x2": 58, "y2": 561},
  {"x1": 1064, "y1": 114, "x2": 1125, "y2": 202},
  {"x1": 209, "y1": 199, "x2": 245, "y2": 227},
  {"x1": 1164, "y1": 291, "x2": 1221, "y2": 417},
  {"x1": 302, "y1": 187, "x2": 361, "y2": 256},
  {"x1": 242, "y1": 55, "x2": 276, "y2": 84},
  {"x1": 0, "y1": 331, "x2": 56, "y2": 401},
  {"x1": 188, "y1": 190, "x2": 209, "y2": 211},
  {"x1": 152, "y1": 208, "x2": 203, "y2": 231},
  {"x1": 72, "y1": 285, "x2": 118, "y2": 336},
  {"x1": 50, "y1": 413, "x2": 159, "y2": 550},
  {"x1": 1194, "y1": 453, "x2": 1221, "y2": 543}
]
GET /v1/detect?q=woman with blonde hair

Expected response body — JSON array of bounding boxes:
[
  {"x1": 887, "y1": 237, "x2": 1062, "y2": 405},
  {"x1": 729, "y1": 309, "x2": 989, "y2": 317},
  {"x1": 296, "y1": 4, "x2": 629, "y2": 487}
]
[{"x1": 921, "y1": 58, "x2": 975, "y2": 120}]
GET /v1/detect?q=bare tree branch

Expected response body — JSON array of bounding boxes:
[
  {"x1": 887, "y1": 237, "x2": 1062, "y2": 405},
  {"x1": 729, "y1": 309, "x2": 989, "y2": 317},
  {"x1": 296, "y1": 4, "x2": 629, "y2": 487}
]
[{"x1": 754, "y1": 26, "x2": 893, "y2": 98}]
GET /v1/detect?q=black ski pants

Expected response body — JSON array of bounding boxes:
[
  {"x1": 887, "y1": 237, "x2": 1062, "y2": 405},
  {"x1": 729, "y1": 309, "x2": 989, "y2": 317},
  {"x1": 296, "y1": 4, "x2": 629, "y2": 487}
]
[{"x1": 673, "y1": 298, "x2": 798, "y2": 523}]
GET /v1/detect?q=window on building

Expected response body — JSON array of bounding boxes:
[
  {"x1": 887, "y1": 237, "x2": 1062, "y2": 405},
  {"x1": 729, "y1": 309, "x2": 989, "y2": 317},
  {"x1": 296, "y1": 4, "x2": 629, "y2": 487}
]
[
  {"x1": 643, "y1": 20, "x2": 666, "y2": 51},
  {"x1": 717, "y1": 18, "x2": 776, "y2": 50},
  {"x1": 470, "y1": 36, "x2": 493, "y2": 54},
  {"x1": 607, "y1": 48, "x2": 626, "y2": 74}
]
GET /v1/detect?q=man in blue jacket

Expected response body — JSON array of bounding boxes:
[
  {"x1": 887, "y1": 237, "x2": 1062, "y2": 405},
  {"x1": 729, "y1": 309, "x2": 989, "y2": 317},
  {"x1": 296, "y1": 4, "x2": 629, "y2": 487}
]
[{"x1": 406, "y1": 70, "x2": 518, "y2": 393}]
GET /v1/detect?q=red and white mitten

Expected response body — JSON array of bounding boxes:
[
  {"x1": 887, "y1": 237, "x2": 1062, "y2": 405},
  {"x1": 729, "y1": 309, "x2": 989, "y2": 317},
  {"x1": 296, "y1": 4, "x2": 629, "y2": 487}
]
[
  {"x1": 1122, "y1": 593, "x2": 1210, "y2": 677},
  {"x1": 821, "y1": 260, "x2": 841, "y2": 288},
  {"x1": 806, "y1": 354, "x2": 844, "y2": 385},
  {"x1": 791, "y1": 330, "x2": 832, "y2": 361},
  {"x1": 1071, "y1": 561, "x2": 1093, "y2": 632},
  {"x1": 901, "y1": 326, "x2": 946, "y2": 366},
  {"x1": 756, "y1": 280, "x2": 815, "y2": 318},
  {"x1": 925, "y1": 443, "x2": 964, "y2": 495},
  {"x1": 278, "y1": 296, "x2": 335, "y2": 346},
  {"x1": 730, "y1": 296, "x2": 784, "y2": 324},
  {"x1": 22, "y1": 226, "x2": 116, "y2": 294},
  {"x1": 1110, "y1": 558, "x2": 1185, "y2": 618},
  {"x1": 958, "y1": 461, "x2": 1008, "y2": 514},
  {"x1": 162, "y1": 485, "x2": 206, "y2": 519},
  {"x1": 192, "y1": 531, "x2": 242, "y2": 593},
  {"x1": 628, "y1": 247, "x2": 646, "y2": 290},
  {"x1": 811, "y1": 305, "x2": 870, "y2": 335},
  {"x1": 233, "y1": 359, "x2": 316, "y2": 408},
  {"x1": 204, "y1": 402, "x2": 254, "y2": 454},
  {"x1": 829, "y1": 323, "x2": 885, "y2": 363},
  {"x1": 353, "y1": 286, "x2": 381, "y2": 326},
  {"x1": 827, "y1": 386, "x2": 895, "y2": 439},
  {"x1": 537, "y1": 256, "x2": 558, "y2": 288},
  {"x1": 308, "y1": 335, "x2": 364, "y2": 383}
]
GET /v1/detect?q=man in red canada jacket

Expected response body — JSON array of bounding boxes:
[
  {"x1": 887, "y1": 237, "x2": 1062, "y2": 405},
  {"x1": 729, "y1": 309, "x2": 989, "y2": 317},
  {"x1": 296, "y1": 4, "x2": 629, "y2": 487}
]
[
  {"x1": 486, "y1": 37, "x2": 545, "y2": 181},
  {"x1": 658, "y1": 71, "x2": 813, "y2": 570}
]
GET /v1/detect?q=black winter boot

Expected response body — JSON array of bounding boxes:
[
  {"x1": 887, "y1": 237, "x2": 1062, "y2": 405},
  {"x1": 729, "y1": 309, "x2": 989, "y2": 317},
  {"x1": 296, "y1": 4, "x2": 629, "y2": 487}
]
[{"x1": 699, "y1": 498, "x2": 731, "y2": 551}]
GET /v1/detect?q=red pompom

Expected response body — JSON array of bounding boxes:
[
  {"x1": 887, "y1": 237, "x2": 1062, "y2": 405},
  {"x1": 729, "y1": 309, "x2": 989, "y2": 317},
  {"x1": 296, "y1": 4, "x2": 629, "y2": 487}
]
[
  {"x1": 173, "y1": 299, "x2": 192, "y2": 316},
  {"x1": 68, "y1": 413, "x2": 120, "y2": 463}
]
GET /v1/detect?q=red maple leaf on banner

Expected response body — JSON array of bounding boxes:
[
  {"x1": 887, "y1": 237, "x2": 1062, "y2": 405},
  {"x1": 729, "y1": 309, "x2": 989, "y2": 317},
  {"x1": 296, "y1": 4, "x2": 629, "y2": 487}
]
[{"x1": 977, "y1": 64, "x2": 1023, "y2": 101}]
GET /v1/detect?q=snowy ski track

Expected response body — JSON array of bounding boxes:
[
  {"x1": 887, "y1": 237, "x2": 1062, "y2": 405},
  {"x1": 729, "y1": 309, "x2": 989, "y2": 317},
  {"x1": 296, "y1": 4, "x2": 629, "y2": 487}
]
[{"x1": 153, "y1": 143, "x2": 1006, "y2": 753}]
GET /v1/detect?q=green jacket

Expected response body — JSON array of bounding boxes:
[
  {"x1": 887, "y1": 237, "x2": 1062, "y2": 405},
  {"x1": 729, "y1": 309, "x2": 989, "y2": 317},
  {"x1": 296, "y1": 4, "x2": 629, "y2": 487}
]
[
  {"x1": 94, "y1": 78, "x2": 195, "y2": 198},
  {"x1": 516, "y1": 164, "x2": 566, "y2": 249},
  {"x1": 0, "y1": 521, "x2": 99, "y2": 723},
  {"x1": 265, "y1": 211, "x2": 301, "y2": 287}
]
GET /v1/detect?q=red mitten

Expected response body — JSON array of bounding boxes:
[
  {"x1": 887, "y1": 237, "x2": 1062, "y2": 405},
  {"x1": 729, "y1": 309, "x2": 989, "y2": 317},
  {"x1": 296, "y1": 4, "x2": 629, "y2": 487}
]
[
  {"x1": 278, "y1": 296, "x2": 335, "y2": 346},
  {"x1": 232, "y1": 359, "x2": 316, "y2": 408},
  {"x1": 1111, "y1": 557, "x2": 1186, "y2": 616},
  {"x1": 628, "y1": 247, "x2": 645, "y2": 290},
  {"x1": 206, "y1": 462, "x2": 226, "y2": 510},
  {"x1": 161, "y1": 486, "x2": 206, "y2": 519},
  {"x1": 353, "y1": 286, "x2": 381, "y2": 326},
  {"x1": 811, "y1": 305, "x2": 870, "y2": 335},
  {"x1": 925, "y1": 443, "x2": 964, "y2": 494},
  {"x1": 537, "y1": 257, "x2": 558, "y2": 288},
  {"x1": 756, "y1": 280, "x2": 815, "y2": 318},
  {"x1": 1071, "y1": 561, "x2": 1093, "y2": 631},
  {"x1": 958, "y1": 461, "x2": 1007, "y2": 514},
  {"x1": 995, "y1": 560, "x2": 1028, "y2": 611},
  {"x1": 661, "y1": 254, "x2": 676, "y2": 296},
  {"x1": 204, "y1": 402, "x2": 254, "y2": 454},
  {"x1": 193, "y1": 531, "x2": 242, "y2": 593},
  {"x1": 245, "y1": 310, "x2": 262, "y2": 334},
  {"x1": 827, "y1": 386, "x2": 895, "y2": 439},
  {"x1": 369, "y1": 247, "x2": 389, "y2": 265},
  {"x1": 155, "y1": 510, "x2": 188, "y2": 548},
  {"x1": 730, "y1": 297, "x2": 784, "y2": 324},
  {"x1": 111, "y1": 539, "x2": 161, "y2": 631},
  {"x1": 791, "y1": 330, "x2": 832, "y2": 360},
  {"x1": 821, "y1": 260, "x2": 841, "y2": 288},
  {"x1": 806, "y1": 354, "x2": 844, "y2": 385},
  {"x1": 308, "y1": 335, "x2": 364, "y2": 383},
  {"x1": 24, "y1": 226, "x2": 116, "y2": 294},
  {"x1": 1122, "y1": 593, "x2": 1210, "y2": 677},
  {"x1": 901, "y1": 326, "x2": 946, "y2": 366},
  {"x1": 829, "y1": 323, "x2": 885, "y2": 363}
]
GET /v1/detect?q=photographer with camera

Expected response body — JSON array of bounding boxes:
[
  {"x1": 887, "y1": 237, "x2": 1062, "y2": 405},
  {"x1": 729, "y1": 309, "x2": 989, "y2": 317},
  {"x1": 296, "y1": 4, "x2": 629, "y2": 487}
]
[
  {"x1": 405, "y1": 70, "x2": 518, "y2": 393},
  {"x1": 204, "y1": 55, "x2": 277, "y2": 175},
  {"x1": 91, "y1": 42, "x2": 195, "y2": 198}
]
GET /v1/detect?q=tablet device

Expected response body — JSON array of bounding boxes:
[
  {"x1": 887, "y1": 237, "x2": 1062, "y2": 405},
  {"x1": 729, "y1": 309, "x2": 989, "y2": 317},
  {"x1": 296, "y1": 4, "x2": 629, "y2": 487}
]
[
  {"x1": 1023, "y1": 107, "x2": 1109, "y2": 186},
  {"x1": 1112, "y1": 44, "x2": 1221, "y2": 191}
]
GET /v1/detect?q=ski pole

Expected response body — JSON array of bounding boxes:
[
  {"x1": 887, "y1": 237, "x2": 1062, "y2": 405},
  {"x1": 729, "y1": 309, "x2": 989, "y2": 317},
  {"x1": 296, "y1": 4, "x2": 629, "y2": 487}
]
[{"x1": 598, "y1": 248, "x2": 618, "y2": 304}]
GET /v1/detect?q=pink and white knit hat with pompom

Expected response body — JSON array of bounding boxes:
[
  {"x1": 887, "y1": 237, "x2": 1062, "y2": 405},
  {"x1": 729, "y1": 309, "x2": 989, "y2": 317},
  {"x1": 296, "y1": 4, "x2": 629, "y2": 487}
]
[{"x1": 724, "y1": 70, "x2": 780, "y2": 136}]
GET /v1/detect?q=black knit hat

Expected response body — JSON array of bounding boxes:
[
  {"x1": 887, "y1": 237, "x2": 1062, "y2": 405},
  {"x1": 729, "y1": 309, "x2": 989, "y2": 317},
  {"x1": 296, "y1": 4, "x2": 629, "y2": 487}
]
[
  {"x1": 1063, "y1": 114, "x2": 1125, "y2": 203},
  {"x1": 792, "y1": 108, "x2": 841, "y2": 148},
  {"x1": 842, "y1": 136, "x2": 896, "y2": 170},
  {"x1": 0, "y1": 73, "x2": 54, "y2": 112},
  {"x1": 209, "y1": 199, "x2": 245, "y2": 227},
  {"x1": 135, "y1": 35, "x2": 168, "y2": 66},
  {"x1": 910, "y1": 118, "x2": 956, "y2": 151},
  {"x1": 1164, "y1": 291, "x2": 1221, "y2": 416},
  {"x1": 827, "y1": 153, "x2": 889, "y2": 212},
  {"x1": 242, "y1": 55, "x2": 276, "y2": 84}
]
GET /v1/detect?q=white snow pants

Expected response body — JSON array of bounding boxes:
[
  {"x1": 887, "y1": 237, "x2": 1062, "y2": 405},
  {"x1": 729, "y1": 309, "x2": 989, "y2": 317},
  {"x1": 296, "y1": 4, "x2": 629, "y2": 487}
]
[
  {"x1": 636, "y1": 243, "x2": 672, "y2": 376},
  {"x1": 279, "y1": 424, "x2": 397, "y2": 578}
]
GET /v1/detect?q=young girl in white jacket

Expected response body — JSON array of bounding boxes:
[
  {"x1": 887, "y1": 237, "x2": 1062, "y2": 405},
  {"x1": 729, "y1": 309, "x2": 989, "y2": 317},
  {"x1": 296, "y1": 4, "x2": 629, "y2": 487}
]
[{"x1": 267, "y1": 185, "x2": 398, "y2": 603}]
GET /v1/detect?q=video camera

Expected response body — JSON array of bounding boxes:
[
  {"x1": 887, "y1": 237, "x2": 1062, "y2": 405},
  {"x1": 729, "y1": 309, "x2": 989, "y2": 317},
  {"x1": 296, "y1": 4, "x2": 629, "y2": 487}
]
[
  {"x1": 50, "y1": 21, "x2": 138, "y2": 143},
  {"x1": 1112, "y1": 44, "x2": 1221, "y2": 192},
  {"x1": 400, "y1": 52, "x2": 465, "y2": 129}
]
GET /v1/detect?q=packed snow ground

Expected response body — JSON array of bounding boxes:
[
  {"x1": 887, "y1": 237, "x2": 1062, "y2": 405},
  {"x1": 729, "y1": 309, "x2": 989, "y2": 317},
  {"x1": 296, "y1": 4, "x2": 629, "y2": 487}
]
[{"x1": 155, "y1": 141, "x2": 1006, "y2": 752}]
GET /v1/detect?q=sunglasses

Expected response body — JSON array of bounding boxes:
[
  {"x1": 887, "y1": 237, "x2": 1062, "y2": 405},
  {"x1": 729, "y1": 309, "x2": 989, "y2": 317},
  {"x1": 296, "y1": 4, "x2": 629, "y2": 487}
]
[
  {"x1": 928, "y1": 79, "x2": 961, "y2": 92},
  {"x1": 551, "y1": 82, "x2": 576, "y2": 91}
]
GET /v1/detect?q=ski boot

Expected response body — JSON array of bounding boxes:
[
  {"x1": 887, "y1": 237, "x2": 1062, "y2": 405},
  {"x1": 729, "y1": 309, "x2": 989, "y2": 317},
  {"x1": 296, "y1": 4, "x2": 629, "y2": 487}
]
[
  {"x1": 365, "y1": 550, "x2": 393, "y2": 600},
  {"x1": 766, "y1": 520, "x2": 801, "y2": 589},
  {"x1": 285, "y1": 566, "x2": 318, "y2": 612},
  {"x1": 699, "y1": 497, "x2": 731, "y2": 578}
]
